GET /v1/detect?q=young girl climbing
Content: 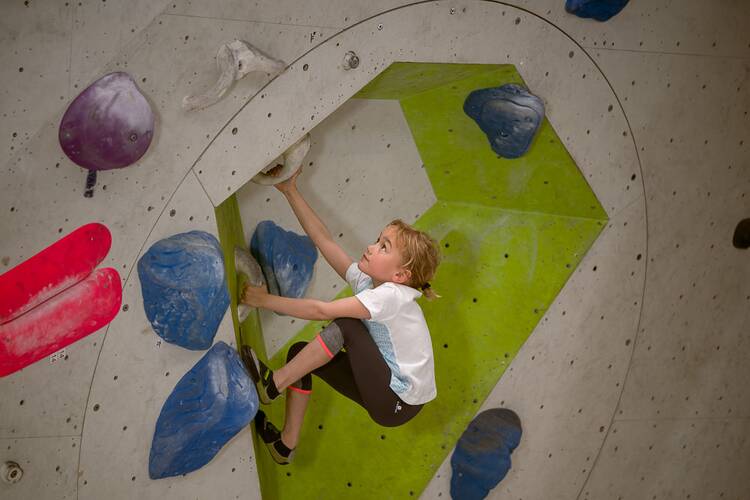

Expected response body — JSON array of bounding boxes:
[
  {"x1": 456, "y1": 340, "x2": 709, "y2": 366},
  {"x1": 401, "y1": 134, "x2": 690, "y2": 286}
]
[{"x1": 239, "y1": 165, "x2": 441, "y2": 465}]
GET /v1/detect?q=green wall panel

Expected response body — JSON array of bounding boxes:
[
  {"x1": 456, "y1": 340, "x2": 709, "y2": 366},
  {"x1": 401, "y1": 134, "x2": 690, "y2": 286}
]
[
  {"x1": 398, "y1": 66, "x2": 607, "y2": 220},
  {"x1": 253, "y1": 201, "x2": 604, "y2": 499},
  {"x1": 355, "y1": 62, "x2": 500, "y2": 100},
  {"x1": 214, "y1": 194, "x2": 266, "y2": 358},
  {"x1": 218, "y1": 62, "x2": 608, "y2": 499}
]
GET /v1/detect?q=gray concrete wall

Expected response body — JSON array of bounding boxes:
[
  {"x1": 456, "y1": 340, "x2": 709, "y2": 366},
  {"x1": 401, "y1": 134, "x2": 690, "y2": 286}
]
[{"x1": 1, "y1": 1, "x2": 748, "y2": 499}]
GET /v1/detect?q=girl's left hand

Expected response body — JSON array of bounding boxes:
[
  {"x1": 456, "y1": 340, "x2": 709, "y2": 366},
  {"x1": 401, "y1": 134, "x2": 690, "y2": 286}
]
[{"x1": 241, "y1": 283, "x2": 269, "y2": 308}]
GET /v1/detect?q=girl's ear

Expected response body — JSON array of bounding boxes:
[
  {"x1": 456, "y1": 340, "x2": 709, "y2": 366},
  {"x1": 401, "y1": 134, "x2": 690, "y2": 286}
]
[{"x1": 394, "y1": 268, "x2": 412, "y2": 284}]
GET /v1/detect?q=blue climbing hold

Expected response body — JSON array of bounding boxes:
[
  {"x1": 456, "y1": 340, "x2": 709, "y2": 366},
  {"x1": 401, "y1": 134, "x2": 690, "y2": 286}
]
[
  {"x1": 450, "y1": 408, "x2": 522, "y2": 500},
  {"x1": 565, "y1": 0, "x2": 629, "y2": 22},
  {"x1": 464, "y1": 84, "x2": 545, "y2": 159},
  {"x1": 250, "y1": 220, "x2": 317, "y2": 299},
  {"x1": 138, "y1": 231, "x2": 230, "y2": 350},
  {"x1": 149, "y1": 341, "x2": 259, "y2": 479}
]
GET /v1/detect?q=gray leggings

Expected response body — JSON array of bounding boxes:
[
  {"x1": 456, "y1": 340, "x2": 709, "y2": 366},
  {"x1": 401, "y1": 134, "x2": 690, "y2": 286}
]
[{"x1": 286, "y1": 318, "x2": 423, "y2": 427}]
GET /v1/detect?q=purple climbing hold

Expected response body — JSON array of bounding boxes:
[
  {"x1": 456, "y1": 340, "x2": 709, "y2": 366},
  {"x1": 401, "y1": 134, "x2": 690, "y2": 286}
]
[
  {"x1": 59, "y1": 72, "x2": 154, "y2": 171},
  {"x1": 464, "y1": 84, "x2": 545, "y2": 159},
  {"x1": 565, "y1": 0, "x2": 629, "y2": 22},
  {"x1": 451, "y1": 408, "x2": 522, "y2": 500}
]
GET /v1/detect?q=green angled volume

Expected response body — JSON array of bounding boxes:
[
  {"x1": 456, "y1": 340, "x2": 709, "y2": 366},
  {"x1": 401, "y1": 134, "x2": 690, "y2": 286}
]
[
  {"x1": 355, "y1": 62, "x2": 500, "y2": 100},
  {"x1": 222, "y1": 62, "x2": 608, "y2": 499},
  {"x1": 214, "y1": 194, "x2": 266, "y2": 358}
]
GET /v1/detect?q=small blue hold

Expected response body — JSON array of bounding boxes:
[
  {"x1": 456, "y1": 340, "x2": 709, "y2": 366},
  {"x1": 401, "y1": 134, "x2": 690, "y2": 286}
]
[
  {"x1": 250, "y1": 220, "x2": 317, "y2": 300},
  {"x1": 138, "y1": 231, "x2": 230, "y2": 350},
  {"x1": 450, "y1": 408, "x2": 522, "y2": 500},
  {"x1": 149, "y1": 341, "x2": 259, "y2": 479},
  {"x1": 565, "y1": 0, "x2": 629, "y2": 22},
  {"x1": 464, "y1": 84, "x2": 545, "y2": 159}
]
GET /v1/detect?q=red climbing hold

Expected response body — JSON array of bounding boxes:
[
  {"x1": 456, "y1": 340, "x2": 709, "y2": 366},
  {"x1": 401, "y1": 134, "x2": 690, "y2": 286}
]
[
  {"x1": 0, "y1": 223, "x2": 111, "y2": 323},
  {"x1": 0, "y1": 223, "x2": 120, "y2": 377}
]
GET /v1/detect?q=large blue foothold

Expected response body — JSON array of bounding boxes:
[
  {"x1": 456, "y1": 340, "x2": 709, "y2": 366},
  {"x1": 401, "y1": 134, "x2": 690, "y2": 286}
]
[
  {"x1": 250, "y1": 220, "x2": 317, "y2": 299},
  {"x1": 565, "y1": 0, "x2": 629, "y2": 22},
  {"x1": 138, "y1": 231, "x2": 230, "y2": 350},
  {"x1": 149, "y1": 341, "x2": 259, "y2": 479},
  {"x1": 463, "y1": 84, "x2": 545, "y2": 159},
  {"x1": 450, "y1": 409, "x2": 522, "y2": 500}
]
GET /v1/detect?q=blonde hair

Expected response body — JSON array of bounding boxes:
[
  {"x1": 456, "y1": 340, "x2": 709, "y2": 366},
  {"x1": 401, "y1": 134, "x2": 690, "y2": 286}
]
[{"x1": 387, "y1": 219, "x2": 442, "y2": 300}]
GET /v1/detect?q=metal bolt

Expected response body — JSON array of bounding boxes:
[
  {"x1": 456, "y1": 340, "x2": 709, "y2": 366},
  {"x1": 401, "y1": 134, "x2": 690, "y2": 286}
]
[
  {"x1": 2, "y1": 462, "x2": 23, "y2": 484},
  {"x1": 343, "y1": 51, "x2": 359, "y2": 70}
]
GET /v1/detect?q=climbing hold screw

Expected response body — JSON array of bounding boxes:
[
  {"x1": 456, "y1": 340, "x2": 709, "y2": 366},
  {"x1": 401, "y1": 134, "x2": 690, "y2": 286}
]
[
  {"x1": 1, "y1": 462, "x2": 23, "y2": 484},
  {"x1": 343, "y1": 51, "x2": 359, "y2": 70}
]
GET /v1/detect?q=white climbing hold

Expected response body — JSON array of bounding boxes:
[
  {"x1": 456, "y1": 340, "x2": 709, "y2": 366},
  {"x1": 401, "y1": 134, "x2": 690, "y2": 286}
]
[
  {"x1": 182, "y1": 40, "x2": 285, "y2": 111},
  {"x1": 252, "y1": 134, "x2": 311, "y2": 185}
]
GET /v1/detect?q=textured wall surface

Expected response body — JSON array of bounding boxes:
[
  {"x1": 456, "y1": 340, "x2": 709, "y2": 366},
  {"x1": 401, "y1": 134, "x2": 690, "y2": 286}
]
[{"x1": 0, "y1": 1, "x2": 748, "y2": 499}]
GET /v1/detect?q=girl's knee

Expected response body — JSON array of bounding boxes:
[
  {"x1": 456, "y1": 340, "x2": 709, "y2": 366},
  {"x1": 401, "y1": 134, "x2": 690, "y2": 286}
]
[
  {"x1": 319, "y1": 322, "x2": 345, "y2": 355},
  {"x1": 332, "y1": 317, "x2": 367, "y2": 345}
]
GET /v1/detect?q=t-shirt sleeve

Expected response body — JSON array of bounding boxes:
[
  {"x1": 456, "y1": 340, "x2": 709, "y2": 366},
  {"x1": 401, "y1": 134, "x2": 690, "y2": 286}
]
[
  {"x1": 345, "y1": 261, "x2": 371, "y2": 294},
  {"x1": 355, "y1": 283, "x2": 400, "y2": 322}
]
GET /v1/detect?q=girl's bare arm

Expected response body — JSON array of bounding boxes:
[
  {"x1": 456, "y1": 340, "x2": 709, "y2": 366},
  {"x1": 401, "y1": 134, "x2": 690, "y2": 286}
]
[
  {"x1": 252, "y1": 292, "x2": 370, "y2": 320},
  {"x1": 282, "y1": 186, "x2": 353, "y2": 280}
]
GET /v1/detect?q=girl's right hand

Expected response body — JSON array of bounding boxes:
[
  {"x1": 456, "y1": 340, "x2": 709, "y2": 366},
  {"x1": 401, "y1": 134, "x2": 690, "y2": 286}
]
[
  {"x1": 241, "y1": 282, "x2": 269, "y2": 308},
  {"x1": 274, "y1": 165, "x2": 302, "y2": 194}
]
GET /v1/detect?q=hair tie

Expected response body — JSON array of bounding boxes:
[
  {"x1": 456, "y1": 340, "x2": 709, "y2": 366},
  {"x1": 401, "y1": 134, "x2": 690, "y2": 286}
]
[{"x1": 421, "y1": 282, "x2": 431, "y2": 291}]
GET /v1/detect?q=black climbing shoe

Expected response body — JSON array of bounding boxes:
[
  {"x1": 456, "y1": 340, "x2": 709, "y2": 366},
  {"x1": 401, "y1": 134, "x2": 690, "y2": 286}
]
[
  {"x1": 241, "y1": 345, "x2": 280, "y2": 404},
  {"x1": 254, "y1": 410, "x2": 294, "y2": 465}
]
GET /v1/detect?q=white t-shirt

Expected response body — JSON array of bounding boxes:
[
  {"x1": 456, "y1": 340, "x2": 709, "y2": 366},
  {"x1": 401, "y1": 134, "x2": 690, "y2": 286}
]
[{"x1": 345, "y1": 262, "x2": 437, "y2": 405}]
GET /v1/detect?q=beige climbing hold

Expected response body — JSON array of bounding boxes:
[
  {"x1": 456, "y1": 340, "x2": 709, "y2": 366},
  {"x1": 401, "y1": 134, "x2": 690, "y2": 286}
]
[
  {"x1": 182, "y1": 40, "x2": 285, "y2": 111},
  {"x1": 235, "y1": 246, "x2": 265, "y2": 323},
  {"x1": 253, "y1": 134, "x2": 311, "y2": 185}
]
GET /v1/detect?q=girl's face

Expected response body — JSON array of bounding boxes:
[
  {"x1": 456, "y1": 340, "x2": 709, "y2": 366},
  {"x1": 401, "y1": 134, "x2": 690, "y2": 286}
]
[{"x1": 358, "y1": 225, "x2": 411, "y2": 285}]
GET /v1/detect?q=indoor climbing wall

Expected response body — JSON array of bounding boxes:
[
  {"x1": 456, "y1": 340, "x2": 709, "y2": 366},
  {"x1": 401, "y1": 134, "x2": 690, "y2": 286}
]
[{"x1": 1, "y1": 1, "x2": 749, "y2": 500}]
